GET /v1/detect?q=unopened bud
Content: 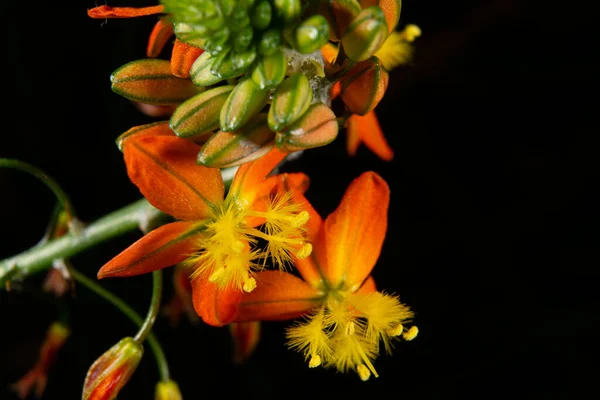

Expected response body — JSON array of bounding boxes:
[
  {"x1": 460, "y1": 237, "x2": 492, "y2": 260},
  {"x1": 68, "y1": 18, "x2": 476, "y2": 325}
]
[
  {"x1": 220, "y1": 78, "x2": 269, "y2": 132},
  {"x1": 294, "y1": 15, "x2": 330, "y2": 54},
  {"x1": 155, "y1": 380, "x2": 183, "y2": 400},
  {"x1": 273, "y1": 0, "x2": 301, "y2": 23},
  {"x1": 339, "y1": 56, "x2": 388, "y2": 115},
  {"x1": 268, "y1": 73, "x2": 313, "y2": 132},
  {"x1": 359, "y1": 0, "x2": 402, "y2": 34},
  {"x1": 190, "y1": 52, "x2": 223, "y2": 87},
  {"x1": 82, "y1": 337, "x2": 143, "y2": 400},
  {"x1": 251, "y1": 0, "x2": 272, "y2": 30},
  {"x1": 251, "y1": 50, "x2": 287, "y2": 90},
  {"x1": 316, "y1": 0, "x2": 361, "y2": 41},
  {"x1": 276, "y1": 102, "x2": 338, "y2": 152},
  {"x1": 342, "y1": 6, "x2": 388, "y2": 62}
]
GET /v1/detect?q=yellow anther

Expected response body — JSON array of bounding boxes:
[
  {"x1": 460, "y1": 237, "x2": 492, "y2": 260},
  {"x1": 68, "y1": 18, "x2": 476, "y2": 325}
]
[
  {"x1": 243, "y1": 277, "x2": 257, "y2": 293},
  {"x1": 308, "y1": 355, "x2": 321, "y2": 368},
  {"x1": 387, "y1": 323, "x2": 404, "y2": 337},
  {"x1": 399, "y1": 24, "x2": 422, "y2": 42},
  {"x1": 357, "y1": 364, "x2": 371, "y2": 381},
  {"x1": 403, "y1": 326, "x2": 419, "y2": 341},
  {"x1": 292, "y1": 211, "x2": 309, "y2": 227},
  {"x1": 345, "y1": 322, "x2": 355, "y2": 336},
  {"x1": 208, "y1": 268, "x2": 224, "y2": 283},
  {"x1": 294, "y1": 243, "x2": 312, "y2": 259},
  {"x1": 231, "y1": 239, "x2": 245, "y2": 253}
]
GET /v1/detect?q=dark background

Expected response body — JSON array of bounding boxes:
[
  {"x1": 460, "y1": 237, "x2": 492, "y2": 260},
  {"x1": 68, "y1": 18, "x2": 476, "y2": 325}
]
[{"x1": 1, "y1": 0, "x2": 597, "y2": 398}]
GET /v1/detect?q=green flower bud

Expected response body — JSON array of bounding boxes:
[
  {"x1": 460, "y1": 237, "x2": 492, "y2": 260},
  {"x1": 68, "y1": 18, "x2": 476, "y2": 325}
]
[
  {"x1": 216, "y1": 47, "x2": 258, "y2": 80},
  {"x1": 258, "y1": 29, "x2": 282, "y2": 55},
  {"x1": 342, "y1": 6, "x2": 388, "y2": 62},
  {"x1": 155, "y1": 380, "x2": 183, "y2": 400},
  {"x1": 190, "y1": 52, "x2": 223, "y2": 86},
  {"x1": 251, "y1": 49, "x2": 287, "y2": 89},
  {"x1": 229, "y1": 5, "x2": 251, "y2": 31},
  {"x1": 233, "y1": 25, "x2": 254, "y2": 52},
  {"x1": 276, "y1": 102, "x2": 339, "y2": 152},
  {"x1": 204, "y1": 27, "x2": 231, "y2": 55},
  {"x1": 218, "y1": 0, "x2": 236, "y2": 17},
  {"x1": 251, "y1": 0, "x2": 272, "y2": 30},
  {"x1": 198, "y1": 113, "x2": 275, "y2": 168},
  {"x1": 170, "y1": 85, "x2": 235, "y2": 139},
  {"x1": 294, "y1": 15, "x2": 330, "y2": 54},
  {"x1": 273, "y1": 0, "x2": 301, "y2": 23},
  {"x1": 220, "y1": 78, "x2": 269, "y2": 132},
  {"x1": 268, "y1": 73, "x2": 313, "y2": 131},
  {"x1": 111, "y1": 59, "x2": 202, "y2": 105},
  {"x1": 173, "y1": 22, "x2": 207, "y2": 48}
]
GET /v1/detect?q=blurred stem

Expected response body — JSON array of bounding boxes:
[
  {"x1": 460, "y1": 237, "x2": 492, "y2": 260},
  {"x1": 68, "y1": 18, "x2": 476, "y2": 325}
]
[
  {"x1": 134, "y1": 270, "x2": 162, "y2": 343},
  {"x1": 68, "y1": 267, "x2": 170, "y2": 381}
]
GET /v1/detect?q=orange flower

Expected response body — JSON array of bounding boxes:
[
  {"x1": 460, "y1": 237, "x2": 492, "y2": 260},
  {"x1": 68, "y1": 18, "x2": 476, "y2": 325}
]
[
  {"x1": 232, "y1": 171, "x2": 417, "y2": 380},
  {"x1": 97, "y1": 136, "x2": 312, "y2": 326},
  {"x1": 346, "y1": 111, "x2": 394, "y2": 161}
]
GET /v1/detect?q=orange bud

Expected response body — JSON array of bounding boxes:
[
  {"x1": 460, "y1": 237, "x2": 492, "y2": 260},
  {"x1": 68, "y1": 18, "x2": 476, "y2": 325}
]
[
  {"x1": 339, "y1": 56, "x2": 388, "y2": 115},
  {"x1": 82, "y1": 337, "x2": 143, "y2": 400},
  {"x1": 155, "y1": 380, "x2": 183, "y2": 400},
  {"x1": 11, "y1": 322, "x2": 70, "y2": 399},
  {"x1": 229, "y1": 321, "x2": 261, "y2": 364},
  {"x1": 276, "y1": 102, "x2": 339, "y2": 152}
]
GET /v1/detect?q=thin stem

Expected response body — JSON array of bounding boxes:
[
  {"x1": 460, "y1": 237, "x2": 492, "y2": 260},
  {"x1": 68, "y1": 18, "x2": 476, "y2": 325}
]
[
  {"x1": 0, "y1": 158, "x2": 78, "y2": 221},
  {"x1": 134, "y1": 270, "x2": 163, "y2": 343},
  {"x1": 68, "y1": 267, "x2": 170, "y2": 381}
]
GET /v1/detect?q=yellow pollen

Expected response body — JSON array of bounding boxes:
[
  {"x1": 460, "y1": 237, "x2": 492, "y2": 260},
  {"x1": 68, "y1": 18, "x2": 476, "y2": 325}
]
[
  {"x1": 399, "y1": 24, "x2": 422, "y2": 42},
  {"x1": 345, "y1": 322, "x2": 356, "y2": 336},
  {"x1": 208, "y1": 268, "x2": 224, "y2": 283},
  {"x1": 357, "y1": 364, "x2": 371, "y2": 381},
  {"x1": 387, "y1": 323, "x2": 404, "y2": 337},
  {"x1": 294, "y1": 243, "x2": 312, "y2": 259},
  {"x1": 308, "y1": 355, "x2": 321, "y2": 368},
  {"x1": 231, "y1": 239, "x2": 245, "y2": 253},
  {"x1": 293, "y1": 211, "x2": 309, "y2": 227},
  {"x1": 403, "y1": 326, "x2": 419, "y2": 341},
  {"x1": 243, "y1": 277, "x2": 257, "y2": 293}
]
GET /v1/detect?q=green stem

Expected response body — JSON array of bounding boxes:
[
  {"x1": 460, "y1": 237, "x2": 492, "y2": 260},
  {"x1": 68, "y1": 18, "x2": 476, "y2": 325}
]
[
  {"x1": 0, "y1": 158, "x2": 78, "y2": 221},
  {"x1": 0, "y1": 198, "x2": 164, "y2": 285},
  {"x1": 134, "y1": 270, "x2": 162, "y2": 343},
  {"x1": 68, "y1": 267, "x2": 170, "y2": 381}
]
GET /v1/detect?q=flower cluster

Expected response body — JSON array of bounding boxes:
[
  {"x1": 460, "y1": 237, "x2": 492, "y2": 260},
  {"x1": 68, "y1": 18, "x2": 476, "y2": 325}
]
[{"x1": 82, "y1": 0, "x2": 421, "y2": 394}]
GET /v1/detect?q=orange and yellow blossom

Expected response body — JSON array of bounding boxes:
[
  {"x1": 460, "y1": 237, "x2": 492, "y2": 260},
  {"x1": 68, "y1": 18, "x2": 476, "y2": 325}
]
[
  {"x1": 97, "y1": 135, "x2": 312, "y2": 326},
  {"x1": 231, "y1": 171, "x2": 418, "y2": 380}
]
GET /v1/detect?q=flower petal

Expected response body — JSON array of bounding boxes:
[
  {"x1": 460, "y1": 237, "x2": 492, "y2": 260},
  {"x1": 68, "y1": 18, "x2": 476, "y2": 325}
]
[
  {"x1": 147, "y1": 19, "x2": 174, "y2": 58},
  {"x1": 98, "y1": 221, "x2": 202, "y2": 279},
  {"x1": 171, "y1": 39, "x2": 204, "y2": 78},
  {"x1": 235, "y1": 271, "x2": 323, "y2": 322},
  {"x1": 191, "y1": 276, "x2": 243, "y2": 327},
  {"x1": 355, "y1": 275, "x2": 376, "y2": 294},
  {"x1": 346, "y1": 112, "x2": 394, "y2": 161},
  {"x1": 321, "y1": 171, "x2": 390, "y2": 290},
  {"x1": 123, "y1": 136, "x2": 224, "y2": 221},
  {"x1": 226, "y1": 147, "x2": 288, "y2": 209},
  {"x1": 88, "y1": 5, "x2": 165, "y2": 19}
]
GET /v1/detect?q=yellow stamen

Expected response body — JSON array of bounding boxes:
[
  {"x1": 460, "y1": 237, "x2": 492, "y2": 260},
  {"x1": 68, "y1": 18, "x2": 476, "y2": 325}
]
[
  {"x1": 345, "y1": 322, "x2": 356, "y2": 336},
  {"x1": 295, "y1": 243, "x2": 312, "y2": 259},
  {"x1": 403, "y1": 326, "x2": 419, "y2": 341},
  {"x1": 387, "y1": 323, "x2": 404, "y2": 337},
  {"x1": 399, "y1": 24, "x2": 422, "y2": 42},
  {"x1": 308, "y1": 355, "x2": 321, "y2": 368},
  {"x1": 357, "y1": 364, "x2": 371, "y2": 381},
  {"x1": 243, "y1": 277, "x2": 257, "y2": 293}
]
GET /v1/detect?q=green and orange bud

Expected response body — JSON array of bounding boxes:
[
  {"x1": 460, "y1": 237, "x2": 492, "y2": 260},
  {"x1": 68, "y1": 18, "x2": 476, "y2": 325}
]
[
  {"x1": 198, "y1": 113, "x2": 275, "y2": 168},
  {"x1": 189, "y1": 52, "x2": 222, "y2": 87},
  {"x1": 170, "y1": 85, "x2": 235, "y2": 140},
  {"x1": 294, "y1": 15, "x2": 330, "y2": 54},
  {"x1": 342, "y1": 6, "x2": 388, "y2": 62},
  {"x1": 230, "y1": 321, "x2": 262, "y2": 364},
  {"x1": 276, "y1": 102, "x2": 339, "y2": 152},
  {"x1": 111, "y1": 59, "x2": 202, "y2": 105},
  {"x1": 339, "y1": 56, "x2": 388, "y2": 115},
  {"x1": 82, "y1": 337, "x2": 143, "y2": 400},
  {"x1": 268, "y1": 73, "x2": 313, "y2": 131},
  {"x1": 154, "y1": 380, "x2": 183, "y2": 400},
  {"x1": 251, "y1": 49, "x2": 287, "y2": 89},
  {"x1": 11, "y1": 322, "x2": 70, "y2": 399},
  {"x1": 220, "y1": 78, "x2": 269, "y2": 132},
  {"x1": 273, "y1": 0, "x2": 301, "y2": 23},
  {"x1": 116, "y1": 121, "x2": 176, "y2": 151},
  {"x1": 316, "y1": 0, "x2": 361, "y2": 41},
  {"x1": 359, "y1": 0, "x2": 402, "y2": 33}
]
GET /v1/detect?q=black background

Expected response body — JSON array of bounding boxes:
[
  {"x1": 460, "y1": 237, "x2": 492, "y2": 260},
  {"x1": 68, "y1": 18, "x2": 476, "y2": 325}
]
[{"x1": 1, "y1": 0, "x2": 598, "y2": 398}]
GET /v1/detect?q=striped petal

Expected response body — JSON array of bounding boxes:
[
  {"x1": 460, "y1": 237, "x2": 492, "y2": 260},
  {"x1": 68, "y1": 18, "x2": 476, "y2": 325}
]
[
  {"x1": 234, "y1": 271, "x2": 323, "y2": 322},
  {"x1": 98, "y1": 221, "x2": 202, "y2": 279},
  {"x1": 320, "y1": 171, "x2": 390, "y2": 290},
  {"x1": 123, "y1": 136, "x2": 224, "y2": 221}
]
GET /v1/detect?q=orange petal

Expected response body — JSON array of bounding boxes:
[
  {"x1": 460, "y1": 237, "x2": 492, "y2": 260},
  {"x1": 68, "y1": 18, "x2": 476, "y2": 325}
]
[
  {"x1": 116, "y1": 121, "x2": 176, "y2": 151},
  {"x1": 235, "y1": 271, "x2": 323, "y2": 322},
  {"x1": 229, "y1": 321, "x2": 261, "y2": 364},
  {"x1": 147, "y1": 19, "x2": 174, "y2": 58},
  {"x1": 320, "y1": 171, "x2": 390, "y2": 290},
  {"x1": 346, "y1": 112, "x2": 394, "y2": 161},
  {"x1": 355, "y1": 275, "x2": 376, "y2": 294},
  {"x1": 98, "y1": 221, "x2": 201, "y2": 279},
  {"x1": 226, "y1": 147, "x2": 288, "y2": 209},
  {"x1": 191, "y1": 276, "x2": 243, "y2": 327},
  {"x1": 88, "y1": 5, "x2": 165, "y2": 19},
  {"x1": 123, "y1": 136, "x2": 224, "y2": 221},
  {"x1": 330, "y1": 81, "x2": 342, "y2": 100},
  {"x1": 171, "y1": 39, "x2": 204, "y2": 78}
]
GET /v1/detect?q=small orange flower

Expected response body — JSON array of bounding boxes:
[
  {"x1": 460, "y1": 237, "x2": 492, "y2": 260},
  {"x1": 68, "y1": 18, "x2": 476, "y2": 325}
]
[
  {"x1": 98, "y1": 136, "x2": 312, "y2": 326},
  {"x1": 232, "y1": 171, "x2": 417, "y2": 380}
]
